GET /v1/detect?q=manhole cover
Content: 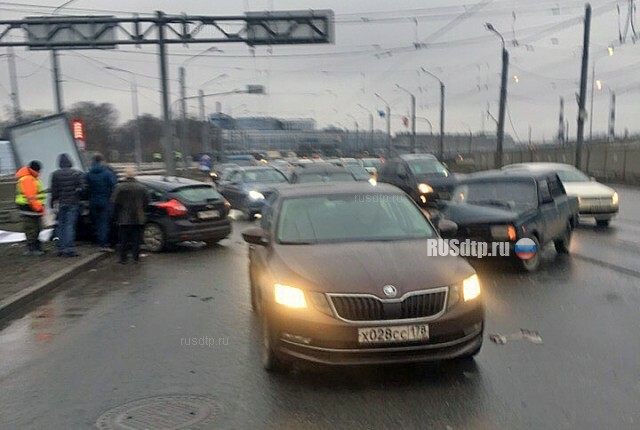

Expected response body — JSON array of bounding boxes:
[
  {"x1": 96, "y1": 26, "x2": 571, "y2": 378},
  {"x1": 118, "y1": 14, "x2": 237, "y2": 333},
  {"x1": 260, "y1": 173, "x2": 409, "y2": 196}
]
[{"x1": 96, "y1": 395, "x2": 222, "y2": 430}]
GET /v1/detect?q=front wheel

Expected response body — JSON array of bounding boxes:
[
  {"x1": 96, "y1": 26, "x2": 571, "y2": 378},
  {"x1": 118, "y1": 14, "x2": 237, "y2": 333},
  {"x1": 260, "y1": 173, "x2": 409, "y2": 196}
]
[
  {"x1": 512, "y1": 235, "x2": 541, "y2": 272},
  {"x1": 261, "y1": 311, "x2": 289, "y2": 372},
  {"x1": 554, "y1": 222, "x2": 572, "y2": 254},
  {"x1": 143, "y1": 223, "x2": 166, "y2": 252}
]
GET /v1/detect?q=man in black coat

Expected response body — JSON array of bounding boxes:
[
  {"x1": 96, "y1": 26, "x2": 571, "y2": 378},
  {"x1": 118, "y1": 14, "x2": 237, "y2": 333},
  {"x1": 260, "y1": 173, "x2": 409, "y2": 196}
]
[
  {"x1": 50, "y1": 153, "x2": 85, "y2": 257},
  {"x1": 110, "y1": 167, "x2": 150, "y2": 264}
]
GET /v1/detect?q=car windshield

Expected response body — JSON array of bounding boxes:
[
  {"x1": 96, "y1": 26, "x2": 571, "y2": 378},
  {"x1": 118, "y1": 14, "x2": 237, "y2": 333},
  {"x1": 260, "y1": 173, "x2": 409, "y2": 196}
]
[
  {"x1": 244, "y1": 169, "x2": 288, "y2": 183},
  {"x1": 556, "y1": 168, "x2": 590, "y2": 182},
  {"x1": 277, "y1": 194, "x2": 436, "y2": 244},
  {"x1": 297, "y1": 172, "x2": 356, "y2": 183},
  {"x1": 406, "y1": 158, "x2": 449, "y2": 177},
  {"x1": 173, "y1": 186, "x2": 222, "y2": 203},
  {"x1": 452, "y1": 180, "x2": 538, "y2": 212}
]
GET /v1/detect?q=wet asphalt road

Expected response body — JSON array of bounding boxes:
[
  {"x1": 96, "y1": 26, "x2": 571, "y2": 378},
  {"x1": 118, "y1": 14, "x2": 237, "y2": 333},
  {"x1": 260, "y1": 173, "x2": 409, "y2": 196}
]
[{"x1": 1, "y1": 187, "x2": 640, "y2": 430}]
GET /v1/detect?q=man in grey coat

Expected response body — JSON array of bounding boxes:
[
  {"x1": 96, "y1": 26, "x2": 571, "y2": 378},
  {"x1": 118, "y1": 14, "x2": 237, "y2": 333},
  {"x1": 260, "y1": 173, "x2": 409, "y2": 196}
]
[{"x1": 110, "y1": 167, "x2": 150, "y2": 264}]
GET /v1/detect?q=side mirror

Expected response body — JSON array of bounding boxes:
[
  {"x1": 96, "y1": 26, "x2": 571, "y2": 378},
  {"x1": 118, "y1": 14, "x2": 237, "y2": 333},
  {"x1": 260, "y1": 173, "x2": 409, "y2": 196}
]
[
  {"x1": 438, "y1": 219, "x2": 458, "y2": 238},
  {"x1": 242, "y1": 226, "x2": 268, "y2": 246}
]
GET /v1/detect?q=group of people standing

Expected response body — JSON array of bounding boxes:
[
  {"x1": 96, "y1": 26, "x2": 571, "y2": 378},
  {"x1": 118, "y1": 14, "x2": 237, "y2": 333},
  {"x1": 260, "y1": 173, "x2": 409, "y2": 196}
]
[{"x1": 15, "y1": 154, "x2": 150, "y2": 264}]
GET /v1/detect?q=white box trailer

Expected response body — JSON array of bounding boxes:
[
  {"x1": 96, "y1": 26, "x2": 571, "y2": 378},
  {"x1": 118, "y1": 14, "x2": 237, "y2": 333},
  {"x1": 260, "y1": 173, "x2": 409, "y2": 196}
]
[{"x1": 8, "y1": 114, "x2": 86, "y2": 191}]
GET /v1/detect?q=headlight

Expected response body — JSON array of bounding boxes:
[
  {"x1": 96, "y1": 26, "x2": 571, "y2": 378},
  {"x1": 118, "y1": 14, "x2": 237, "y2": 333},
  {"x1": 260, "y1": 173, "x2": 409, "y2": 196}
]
[
  {"x1": 249, "y1": 190, "x2": 265, "y2": 200},
  {"x1": 490, "y1": 225, "x2": 517, "y2": 241},
  {"x1": 418, "y1": 183, "x2": 433, "y2": 194},
  {"x1": 274, "y1": 284, "x2": 307, "y2": 308},
  {"x1": 462, "y1": 274, "x2": 481, "y2": 302},
  {"x1": 612, "y1": 192, "x2": 618, "y2": 206},
  {"x1": 368, "y1": 177, "x2": 377, "y2": 186}
]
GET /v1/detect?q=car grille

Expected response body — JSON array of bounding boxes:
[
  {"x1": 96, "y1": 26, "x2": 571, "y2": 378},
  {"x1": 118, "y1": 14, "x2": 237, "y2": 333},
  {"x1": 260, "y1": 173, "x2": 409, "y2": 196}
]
[
  {"x1": 457, "y1": 224, "x2": 489, "y2": 240},
  {"x1": 579, "y1": 197, "x2": 614, "y2": 212},
  {"x1": 329, "y1": 289, "x2": 447, "y2": 322}
]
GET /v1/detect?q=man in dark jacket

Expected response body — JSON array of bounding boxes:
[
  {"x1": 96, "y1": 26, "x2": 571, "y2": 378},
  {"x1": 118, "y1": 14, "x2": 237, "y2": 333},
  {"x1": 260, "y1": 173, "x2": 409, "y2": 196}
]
[
  {"x1": 50, "y1": 153, "x2": 85, "y2": 257},
  {"x1": 110, "y1": 167, "x2": 150, "y2": 264},
  {"x1": 86, "y1": 153, "x2": 117, "y2": 250}
]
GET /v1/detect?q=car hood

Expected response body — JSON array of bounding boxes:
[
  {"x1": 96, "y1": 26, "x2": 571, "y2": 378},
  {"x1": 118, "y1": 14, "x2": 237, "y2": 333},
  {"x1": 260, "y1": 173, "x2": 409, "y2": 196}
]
[
  {"x1": 440, "y1": 202, "x2": 519, "y2": 225},
  {"x1": 563, "y1": 181, "x2": 615, "y2": 198},
  {"x1": 269, "y1": 240, "x2": 474, "y2": 297}
]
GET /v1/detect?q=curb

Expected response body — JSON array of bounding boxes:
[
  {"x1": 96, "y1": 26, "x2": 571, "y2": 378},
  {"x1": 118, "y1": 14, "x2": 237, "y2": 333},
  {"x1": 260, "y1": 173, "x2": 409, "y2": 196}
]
[{"x1": 0, "y1": 252, "x2": 110, "y2": 320}]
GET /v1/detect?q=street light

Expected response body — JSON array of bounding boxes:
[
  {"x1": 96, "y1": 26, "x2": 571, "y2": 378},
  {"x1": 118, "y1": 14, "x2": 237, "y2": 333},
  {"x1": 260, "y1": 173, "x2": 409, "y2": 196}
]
[
  {"x1": 396, "y1": 83, "x2": 417, "y2": 153},
  {"x1": 347, "y1": 113, "x2": 360, "y2": 154},
  {"x1": 104, "y1": 66, "x2": 142, "y2": 167},
  {"x1": 589, "y1": 48, "x2": 614, "y2": 142},
  {"x1": 486, "y1": 22, "x2": 509, "y2": 168},
  {"x1": 198, "y1": 73, "x2": 228, "y2": 90},
  {"x1": 357, "y1": 104, "x2": 374, "y2": 150},
  {"x1": 420, "y1": 67, "x2": 445, "y2": 159},
  {"x1": 374, "y1": 93, "x2": 392, "y2": 156}
]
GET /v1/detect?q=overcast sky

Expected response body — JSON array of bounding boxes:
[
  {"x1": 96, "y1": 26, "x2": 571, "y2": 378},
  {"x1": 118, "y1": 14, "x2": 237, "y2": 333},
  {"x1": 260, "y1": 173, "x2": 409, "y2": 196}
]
[{"x1": 0, "y1": 0, "x2": 637, "y2": 142}]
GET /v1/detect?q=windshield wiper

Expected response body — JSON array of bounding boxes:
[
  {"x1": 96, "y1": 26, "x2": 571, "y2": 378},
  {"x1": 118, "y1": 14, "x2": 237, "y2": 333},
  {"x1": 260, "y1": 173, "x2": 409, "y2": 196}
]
[{"x1": 467, "y1": 199, "x2": 514, "y2": 210}]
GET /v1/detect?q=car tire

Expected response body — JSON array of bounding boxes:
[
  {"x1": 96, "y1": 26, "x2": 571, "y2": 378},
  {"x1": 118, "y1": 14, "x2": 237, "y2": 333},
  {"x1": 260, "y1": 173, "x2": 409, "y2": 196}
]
[
  {"x1": 261, "y1": 311, "x2": 289, "y2": 373},
  {"x1": 513, "y1": 235, "x2": 541, "y2": 272},
  {"x1": 249, "y1": 269, "x2": 259, "y2": 314},
  {"x1": 596, "y1": 219, "x2": 610, "y2": 228},
  {"x1": 143, "y1": 223, "x2": 166, "y2": 252},
  {"x1": 554, "y1": 222, "x2": 572, "y2": 254}
]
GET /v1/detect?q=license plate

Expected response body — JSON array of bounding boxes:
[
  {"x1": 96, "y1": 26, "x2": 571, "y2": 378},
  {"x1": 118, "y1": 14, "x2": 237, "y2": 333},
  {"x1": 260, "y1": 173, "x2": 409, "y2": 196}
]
[
  {"x1": 358, "y1": 324, "x2": 429, "y2": 344},
  {"x1": 198, "y1": 210, "x2": 220, "y2": 220}
]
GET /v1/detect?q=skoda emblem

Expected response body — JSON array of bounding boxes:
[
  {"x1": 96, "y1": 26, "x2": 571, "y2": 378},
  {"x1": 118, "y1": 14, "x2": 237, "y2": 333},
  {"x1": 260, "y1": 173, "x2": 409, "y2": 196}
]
[{"x1": 382, "y1": 285, "x2": 397, "y2": 298}]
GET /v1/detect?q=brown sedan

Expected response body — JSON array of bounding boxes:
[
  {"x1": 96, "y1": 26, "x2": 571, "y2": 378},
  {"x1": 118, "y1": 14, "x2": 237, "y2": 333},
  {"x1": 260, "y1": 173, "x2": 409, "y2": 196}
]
[{"x1": 242, "y1": 182, "x2": 484, "y2": 371}]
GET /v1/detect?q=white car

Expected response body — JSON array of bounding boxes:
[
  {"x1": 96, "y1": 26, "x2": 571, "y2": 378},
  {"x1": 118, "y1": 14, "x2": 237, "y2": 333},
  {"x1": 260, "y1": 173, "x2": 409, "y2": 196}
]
[{"x1": 503, "y1": 162, "x2": 618, "y2": 227}]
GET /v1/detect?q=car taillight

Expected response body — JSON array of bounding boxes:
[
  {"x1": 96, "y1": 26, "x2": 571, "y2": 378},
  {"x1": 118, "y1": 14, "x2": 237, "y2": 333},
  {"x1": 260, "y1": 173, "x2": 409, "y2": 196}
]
[{"x1": 157, "y1": 199, "x2": 188, "y2": 217}]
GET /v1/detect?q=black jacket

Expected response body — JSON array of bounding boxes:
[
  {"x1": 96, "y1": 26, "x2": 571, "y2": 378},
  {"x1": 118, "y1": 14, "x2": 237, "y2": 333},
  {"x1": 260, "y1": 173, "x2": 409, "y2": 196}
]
[
  {"x1": 50, "y1": 153, "x2": 85, "y2": 208},
  {"x1": 110, "y1": 178, "x2": 150, "y2": 225}
]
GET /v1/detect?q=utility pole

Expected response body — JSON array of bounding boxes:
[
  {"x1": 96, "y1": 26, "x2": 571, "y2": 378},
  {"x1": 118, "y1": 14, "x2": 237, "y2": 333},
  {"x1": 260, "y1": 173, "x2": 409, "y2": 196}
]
[
  {"x1": 528, "y1": 125, "x2": 532, "y2": 146},
  {"x1": 179, "y1": 66, "x2": 190, "y2": 176},
  {"x1": 51, "y1": 49, "x2": 63, "y2": 113},
  {"x1": 439, "y1": 82, "x2": 445, "y2": 159},
  {"x1": 589, "y1": 62, "x2": 596, "y2": 142},
  {"x1": 157, "y1": 11, "x2": 174, "y2": 175},
  {"x1": 7, "y1": 47, "x2": 21, "y2": 122},
  {"x1": 385, "y1": 106, "x2": 391, "y2": 156},
  {"x1": 396, "y1": 84, "x2": 416, "y2": 153},
  {"x1": 576, "y1": 3, "x2": 592, "y2": 170},
  {"x1": 419, "y1": 68, "x2": 445, "y2": 159},
  {"x1": 608, "y1": 91, "x2": 615, "y2": 142},
  {"x1": 375, "y1": 93, "x2": 392, "y2": 157},
  {"x1": 486, "y1": 23, "x2": 508, "y2": 168},
  {"x1": 410, "y1": 93, "x2": 416, "y2": 154},
  {"x1": 199, "y1": 90, "x2": 209, "y2": 153},
  {"x1": 131, "y1": 75, "x2": 142, "y2": 167},
  {"x1": 357, "y1": 104, "x2": 374, "y2": 152},
  {"x1": 558, "y1": 97, "x2": 565, "y2": 145}
]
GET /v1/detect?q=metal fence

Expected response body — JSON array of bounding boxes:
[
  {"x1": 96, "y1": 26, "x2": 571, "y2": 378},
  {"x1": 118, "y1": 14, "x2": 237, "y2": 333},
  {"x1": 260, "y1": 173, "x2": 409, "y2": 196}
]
[{"x1": 453, "y1": 142, "x2": 640, "y2": 185}]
